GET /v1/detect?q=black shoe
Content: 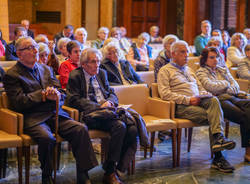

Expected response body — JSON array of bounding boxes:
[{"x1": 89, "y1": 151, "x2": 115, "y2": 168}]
[
  {"x1": 77, "y1": 171, "x2": 90, "y2": 184},
  {"x1": 212, "y1": 134, "x2": 236, "y2": 152},
  {"x1": 211, "y1": 156, "x2": 235, "y2": 173},
  {"x1": 42, "y1": 175, "x2": 53, "y2": 184}
]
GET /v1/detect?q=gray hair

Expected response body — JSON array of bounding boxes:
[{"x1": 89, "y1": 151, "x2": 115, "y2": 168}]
[
  {"x1": 98, "y1": 27, "x2": 109, "y2": 34},
  {"x1": 103, "y1": 37, "x2": 119, "y2": 48},
  {"x1": 75, "y1": 27, "x2": 88, "y2": 37},
  {"x1": 162, "y1": 34, "x2": 179, "y2": 47},
  {"x1": 231, "y1": 32, "x2": 247, "y2": 47},
  {"x1": 38, "y1": 42, "x2": 50, "y2": 55},
  {"x1": 138, "y1": 32, "x2": 150, "y2": 43},
  {"x1": 207, "y1": 36, "x2": 223, "y2": 48},
  {"x1": 80, "y1": 48, "x2": 102, "y2": 65},
  {"x1": 57, "y1": 37, "x2": 71, "y2": 49},
  {"x1": 102, "y1": 43, "x2": 121, "y2": 60},
  {"x1": 201, "y1": 20, "x2": 211, "y2": 28},
  {"x1": 15, "y1": 36, "x2": 33, "y2": 50},
  {"x1": 150, "y1": 26, "x2": 159, "y2": 32},
  {"x1": 35, "y1": 34, "x2": 49, "y2": 44},
  {"x1": 170, "y1": 40, "x2": 189, "y2": 53},
  {"x1": 243, "y1": 28, "x2": 250, "y2": 35}
]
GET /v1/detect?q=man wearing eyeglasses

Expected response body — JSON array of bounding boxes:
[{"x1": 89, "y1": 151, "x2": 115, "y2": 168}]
[
  {"x1": 3, "y1": 36, "x2": 98, "y2": 184},
  {"x1": 66, "y1": 48, "x2": 139, "y2": 184},
  {"x1": 158, "y1": 40, "x2": 236, "y2": 173}
]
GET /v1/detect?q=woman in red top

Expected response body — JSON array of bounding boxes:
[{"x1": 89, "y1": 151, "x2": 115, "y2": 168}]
[{"x1": 59, "y1": 40, "x2": 81, "y2": 88}]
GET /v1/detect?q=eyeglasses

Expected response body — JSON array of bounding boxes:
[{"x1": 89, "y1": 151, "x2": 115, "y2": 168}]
[
  {"x1": 88, "y1": 60, "x2": 101, "y2": 65},
  {"x1": 18, "y1": 44, "x2": 39, "y2": 51}
]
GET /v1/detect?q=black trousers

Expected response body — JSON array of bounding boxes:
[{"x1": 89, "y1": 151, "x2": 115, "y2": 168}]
[
  {"x1": 220, "y1": 96, "x2": 250, "y2": 147},
  {"x1": 24, "y1": 116, "x2": 98, "y2": 176},
  {"x1": 86, "y1": 119, "x2": 137, "y2": 172}
]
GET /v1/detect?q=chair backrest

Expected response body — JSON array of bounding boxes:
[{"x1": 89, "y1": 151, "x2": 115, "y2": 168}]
[
  {"x1": 187, "y1": 57, "x2": 200, "y2": 72},
  {"x1": 151, "y1": 83, "x2": 160, "y2": 98},
  {"x1": 112, "y1": 84, "x2": 149, "y2": 115},
  {"x1": 151, "y1": 83, "x2": 175, "y2": 118},
  {"x1": 1, "y1": 92, "x2": 10, "y2": 109},
  {"x1": 236, "y1": 79, "x2": 249, "y2": 93},
  {"x1": 137, "y1": 71, "x2": 154, "y2": 88},
  {"x1": 0, "y1": 61, "x2": 17, "y2": 68}
]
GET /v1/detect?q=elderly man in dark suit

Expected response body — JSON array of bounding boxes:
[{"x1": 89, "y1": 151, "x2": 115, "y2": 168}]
[
  {"x1": 100, "y1": 43, "x2": 144, "y2": 86},
  {"x1": 5, "y1": 27, "x2": 26, "y2": 61},
  {"x1": 21, "y1": 19, "x2": 34, "y2": 38},
  {"x1": 66, "y1": 48, "x2": 138, "y2": 184},
  {"x1": 3, "y1": 36, "x2": 98, "y2": 184}
]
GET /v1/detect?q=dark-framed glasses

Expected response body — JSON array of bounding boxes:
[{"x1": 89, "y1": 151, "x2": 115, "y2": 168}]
[{"x1": 18, "y1": 44, "x2": 39, "y2": 51}]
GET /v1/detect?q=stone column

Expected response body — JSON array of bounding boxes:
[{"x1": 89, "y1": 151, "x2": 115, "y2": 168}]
[
  {"x1": 0, "y1": 0, "x2": 10, "y2": 42},
  {"x1": 99, "y1": 0, "x2": 113, "y2": 29},
  {"x1": 65, "y1": 0, "x2": 82, "y2": 30}
]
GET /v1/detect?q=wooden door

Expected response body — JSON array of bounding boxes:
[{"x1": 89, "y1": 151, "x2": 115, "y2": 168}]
[{"x1": 123, "y1": 0, "x2": 167, "y2": 38}]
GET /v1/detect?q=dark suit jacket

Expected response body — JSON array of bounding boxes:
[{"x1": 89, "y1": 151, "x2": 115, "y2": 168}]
[
  {"x1": 6, "y1": 41, "x2": 18, "y2": 61},
  {"x1": 27, "y1": 29, "x2": 34, "y2": 39},
  {"x1": 65, "y1": 67, "x2": 118, "y2": 114},
  {"x1": 54, "y1": 32, "x2": 75, "y2": 54},
  {"x1": 100, "y1": 59, "x2": 144, "y2": 86},
  {"x1": 3, "y1": 62, "x2": 69, "y2": 129}
]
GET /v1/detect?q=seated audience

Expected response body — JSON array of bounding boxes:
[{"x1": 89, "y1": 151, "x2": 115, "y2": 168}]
[
  {"x1": 35, "y1": 34, "x2": 59, "y2": 74},
  {"x1": 38, "y1": 42, "x2": 50, "y2": 65},
  {"x1": 110, "y1": 27, "x2": 130, "y2": 55},
  {"x1": 194, "y1": 20, "x2": 211, "y2": 56},
  {"x1": 0, "y1": 29, "x2": 7, "y2": 57},
  {"x1": 74, "y1": 27, "x2": 89, "y2": 50},
  {"x1": 127, "y1": 32, "x2": 152, "y2": 71},
  {"x1": 54, "y1": 25, "x2": 74, "y2": 54},
  {"x1": 154, "y1": 34, "x2": 179, "y2": 82},
  {"x1": 238, "y1": 44, "x2": 250, "y2": 80},
  {"x1": 119, "y1": 26, "x2": 131, "y2": 54},
  {"x1": 21, "y1": 19, "x2": 34, "y2": 38},
  {"x1": 100, "y1": 43, "x2": 143, "y2": 85},
  {"x1": 6, "y1": 27, "x2": 26, "y2": 61},
  {"x1": 149, "y1": 26, "x2": 162, "y2": 43},
  {"x1": 206, "y1": 36, "x2": 226, "y2": 67},
  {"x1": 58, "y1": 40, "x2": 81, "y2": 88},
  {"x1": 91, "y1": 27, "x2": 109, "y2": 49},
  {"x1": 66, "y1": 48, "x2": 146, "y2": 184},
  {"x1": 196, "y1": 47, "x2": 250, "y2": 163},
  {"x1": 35, "y1": 34, "x2": 49, "y2": 44},
  {"x1": 56, "y1": 37, "x2": 71, "y2": 64},
  {"x1": 243, "y1": 28, "x2": 250, "y2": 44},
  {"x1": 221, "y1": 30, "x2": 231, "y2": 56},
  {"x1": 3, "y1": 36, "x2": 98, "y2": 184},
  {"x1": 227, "y1": 33, "x2": 247, "y2": 68},
  {"x1": 212, "y1": 29, "x2": 222, "y2": 37},
  {"x1": 158, "y1": 41, "x2": 236, "y2": 173}
]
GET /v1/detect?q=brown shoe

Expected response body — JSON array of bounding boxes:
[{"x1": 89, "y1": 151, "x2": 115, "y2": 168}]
[{"x1": 103, "y1": 173, "x2": 124, "y2": 184}]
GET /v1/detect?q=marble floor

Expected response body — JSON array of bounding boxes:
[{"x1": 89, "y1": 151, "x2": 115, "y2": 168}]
[{"x1": 1, "y1": 123, "x2": 250, "y2": 184}]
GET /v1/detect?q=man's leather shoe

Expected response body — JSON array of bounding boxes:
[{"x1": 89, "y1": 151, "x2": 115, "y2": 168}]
[
  {"x1": 103, "y1": 173, "x2": 124, "y2": 184},
  {"x1": 42, "y1": 176, "x2": 53, "y2": 184}
]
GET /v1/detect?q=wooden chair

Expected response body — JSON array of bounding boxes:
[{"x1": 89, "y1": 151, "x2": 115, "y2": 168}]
[
  {"x1": 229, "y1": 67, "x2": 249, "y2": 93},
  {"x1": 1, "y1": 92, "x2": 78, "y2": 184},
  {"x1": 0, "y1": 109, "x2": 23, "y2": 184},
  {"x1": 113, "y1": 84, "x2": 177, "y2": 167},
  {"x1": 136, "y1": 71, "x2": 154, "y2": 88},
  {"x1": 151, "y1": 83, "x2": 230, "y2": 166}
]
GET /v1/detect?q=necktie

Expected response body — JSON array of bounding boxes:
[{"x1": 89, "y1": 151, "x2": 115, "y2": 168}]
[{"x1": 88, "y1": 77, "x2": 97, "y2": 103}]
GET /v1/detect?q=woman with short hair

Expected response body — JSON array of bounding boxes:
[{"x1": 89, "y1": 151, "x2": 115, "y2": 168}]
[
  {"x1": 196, "y1": 47, "x2": 250, "y2": 163},
  {"x1": 127, "y1": 32, "x2": 152, "y2": 71},
  {"x1": 227, "y1": 33, "x2": 247, "y2": 68}
]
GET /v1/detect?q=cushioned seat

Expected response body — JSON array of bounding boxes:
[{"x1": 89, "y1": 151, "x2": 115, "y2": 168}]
[{"x1": 113, "y1": 84, "x2": 177, "y2": 167}]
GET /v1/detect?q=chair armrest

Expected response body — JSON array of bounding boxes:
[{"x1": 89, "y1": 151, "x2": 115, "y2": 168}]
[
  {"x1": 62, "y1": 105, "x2": 79, "y2": 121},
  {"x1": 147, "y1": 97, "x2": 171, "y2": 119},
  {"x1": 0, "y1": 108, "x2": 23, "y2": 135}
]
